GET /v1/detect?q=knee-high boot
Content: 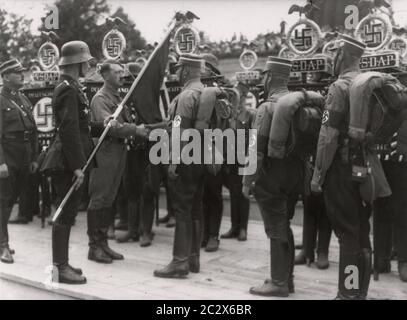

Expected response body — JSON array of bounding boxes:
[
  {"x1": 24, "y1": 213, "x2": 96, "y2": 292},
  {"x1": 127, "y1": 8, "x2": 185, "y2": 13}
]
[
  {"x1": 87, "y1": 209, "x2": 112, "y2": 264},
  {"x1": 190, "y1": 220, "x2": 201, "y2": 273},
  {"x1": 52, "y1": 223, "x2": 86, "y2": 284},
  {"x1": 154, "y1": 220, "x2": 191, "y2": 278},
  {"x1": 101, "y1": 208, "x2": 124, "y2": 260},
  {"x1": 358, "y1": 248, "x2": 372, "y2": 300},
  {"x1": 336, "y1": 251, "x2": 360, "y2": 300}
]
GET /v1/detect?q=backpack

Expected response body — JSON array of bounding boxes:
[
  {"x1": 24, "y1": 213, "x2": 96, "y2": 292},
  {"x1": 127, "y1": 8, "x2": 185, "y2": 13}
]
[{"x1": 268, "y1": 90, "x2": 324, "y2": 159}]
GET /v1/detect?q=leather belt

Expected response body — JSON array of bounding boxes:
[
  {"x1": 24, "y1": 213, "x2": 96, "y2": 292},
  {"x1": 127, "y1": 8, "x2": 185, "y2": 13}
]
[{"x1": 2, "y1": 130, "x2": 32, "y2": 141}]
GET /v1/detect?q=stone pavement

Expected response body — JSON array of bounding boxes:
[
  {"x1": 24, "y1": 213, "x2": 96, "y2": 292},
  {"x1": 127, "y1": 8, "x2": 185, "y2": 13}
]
[{"x1": 0, "y1": 208, "x2": 406, "y2": 300}]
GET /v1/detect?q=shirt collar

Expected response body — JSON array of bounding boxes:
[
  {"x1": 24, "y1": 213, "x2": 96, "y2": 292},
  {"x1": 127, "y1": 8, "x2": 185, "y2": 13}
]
[
  {"x1": 101, "y1": 82, "x2": 121, "y2": 98},
  {"x1": 183, "y1": 78, "x2": 202, "y2": 90},
  {"x1": 1, "y1": 85, "x2": 20, "y2": 98}
]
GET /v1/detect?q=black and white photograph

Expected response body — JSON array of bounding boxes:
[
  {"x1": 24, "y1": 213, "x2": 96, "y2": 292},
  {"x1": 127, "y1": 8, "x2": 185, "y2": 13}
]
[{"x1": 0, "y1": 0, "x2": 407, "y2": 305}]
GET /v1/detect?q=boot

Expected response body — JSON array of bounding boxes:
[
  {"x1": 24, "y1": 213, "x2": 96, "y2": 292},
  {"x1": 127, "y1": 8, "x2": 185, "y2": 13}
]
[
  {"x1": 316, "y1": 252, "x2": 330, "y2": 270},
  {"x1": 358, "y1": 249, "x2": 372, "y2": 300},
  {"x1": 52, "y1": 223, "x2": 86, "y2": 284},
  {"x1": 295, "y1": 250, "x2": 307, "y2": 265},
  {"x1": 154, "y1": 220, "x2": 191, "y2": 279},
  {"x1": 101, "y1": 208, "x2": 124, "y2": 260},
  {"x1": 336, "y1": 251, "x2": 360, "y2": 300},
  {"x1": 166, "y1": 216, "x2": 176, "y2": 228},
  {"x1": 158, "y1": 213, "x2": 171, "y2": 224},
  {"x1": 87, "y1": 209, "x2": 112, "y2": 264},
  {"x1": 237, "y1": 228, "x2": 247, "y2": 241},
  {"x1": 116, "y1": 201, "x2": 139, "y2": 243},
  {"x1": 220, "y1": 227, "x2": 239, "y2": 239},
  {"x1": 398, "y1": 261, "x2": 407, "y2": 282},
  {"x1": 140, "y1": 233, "x2": 154, "y2": 247},
  {"x1": 0, "y1": 247, "x2": 13, "y2": 264},
  {"x1": 205, "y1": 237, "x2": 219, "y2": 252},
  {"x1": 287, "y1": 227, "x2": 295, "y2": 294},
  {"x1": 114, "y1": 219, "x2": 128, "y2": 231},
  {"x1": 190, "y1": 220, "x2": 201, "y2": 273},
  {"x1": 250, "y1": 239, "x2": 289, "y2": 297}
]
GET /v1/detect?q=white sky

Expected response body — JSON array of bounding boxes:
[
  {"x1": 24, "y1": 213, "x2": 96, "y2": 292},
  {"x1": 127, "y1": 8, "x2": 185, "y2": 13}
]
[{"x1": 1, "y1": 0, "x2": 407, "y2": 43}]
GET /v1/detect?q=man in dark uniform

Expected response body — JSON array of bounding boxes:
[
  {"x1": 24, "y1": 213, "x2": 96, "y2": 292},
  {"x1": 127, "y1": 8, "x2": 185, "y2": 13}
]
[
  {"x1": 0, "y1": 58, "x2": 38, "y2": 263},
  {"x1": 43, "y1": 41, "x2": 95, "y2": 284},
  {"x1": 310, "y1": 35, "x2": 373, "y2": 299},
  {"x1": 374, "y1": 128, "x2": 407, "y2": 282},
  {"x1": 221, "y1": 82, "x2": 255, "y2": 242},
  {"x1": 200, "y1": 53, "x2": 224, "y2": 252},
  {"x1": 87, "y1": 60, "x2": 148, "y2": 263},
  {"x1": 154, "y1": 54, "x2": 205, "y2": 279},
  {"x1": 243, "y1": 56, "x2": 296, "y2": 297}
]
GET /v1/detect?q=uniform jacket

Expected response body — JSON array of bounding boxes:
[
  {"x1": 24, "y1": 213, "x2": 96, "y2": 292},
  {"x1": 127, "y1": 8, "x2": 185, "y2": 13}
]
[
  {"x1": 0, "y1": 86, "x2": 38, "y2": 165},
  {"x1": 169, "y1": 78, "x2": 204, "y2": 129},
  {"x1": 46, "y1": 74, "x2": 94, "y2": 172},
  {"x1": 90, "y1": 83, "x2": 138, "y2": 139},
  {"x1": 312, "y1": 70, "x2": 391, "y2": 203}
]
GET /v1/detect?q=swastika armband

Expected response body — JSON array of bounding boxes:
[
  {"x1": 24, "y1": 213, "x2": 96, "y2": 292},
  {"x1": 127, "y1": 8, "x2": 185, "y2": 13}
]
[
  {"x1": 172, "y1": 114, "x2": 193, "y2": 129},
  {"x1": 321, "y1": 109, "x2": 345, "y2": 130}
]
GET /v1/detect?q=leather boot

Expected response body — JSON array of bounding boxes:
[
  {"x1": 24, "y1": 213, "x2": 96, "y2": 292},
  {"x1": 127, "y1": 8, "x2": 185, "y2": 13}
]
[
  {"x1": 336, "y1": 251, "x2": 360, "y2": 300},
  {"x1": 154, "y1": 220, "x2": 191, "y2": 278},
  {"x1": 166, "y1": 216, "x2": 176, "y2": 228},
  {"x1": 205, "y1": 237, "x2": 219, "y2": 253},
  {"x1": 116, "y1": 201, "x2": 139, "y2": 243},
  {"x1": 0, "y1": 247, "x2": 13, "y2": 264},
  {"x1": 398, "y1": 261, "x2": 407, "y2": 282},
  {"x1": 52, "y1": 223, "x2": 86, "y2": 284},
  {"x1": 87, "y1": 209, "x2": 112, "y2": 264},
  {"x1": 1, "y1": 205, "x2": 14, "y2": 264},
  {"x1": 237, "y1": 228, "x2": 247, "y2": 241},
  {"x1": 295, "y1": 250, "x2": 307, "y2": 265},
  {"x1": 316, "y1": 252, "x2": 330, "y2": 270},
  {"x1": 140, "y1": 233, "x2": 154, "y2": 247},
  {"x1": 190, "y1": 220, "x2": 201, "y2": 273},
  {"x1": 358, "y1": 249, "x2": 372, "y2": 300},
  {"x1": 250, "y1": 239, "x2": 289, "y2": 297},
  {"x1": 287, "y1": 227, "x2": 295, "y2": 294},
  {"x1": 220, "y1": 227, "x2": 239, "y2": 239},
  {"x1": 101, "y1": 208, "x2": 124, "y2": 260}
]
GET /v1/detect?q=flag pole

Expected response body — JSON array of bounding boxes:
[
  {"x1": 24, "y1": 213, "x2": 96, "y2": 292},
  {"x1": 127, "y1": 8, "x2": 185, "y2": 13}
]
[{"x1": 52, "y1": 15, "x2": 179, "y2": 223}]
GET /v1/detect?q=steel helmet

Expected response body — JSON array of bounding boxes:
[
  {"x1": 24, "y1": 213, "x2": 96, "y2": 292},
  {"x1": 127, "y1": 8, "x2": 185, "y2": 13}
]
[{"x1": 59, "y1": 41, "x2": 95, "y2": 66}]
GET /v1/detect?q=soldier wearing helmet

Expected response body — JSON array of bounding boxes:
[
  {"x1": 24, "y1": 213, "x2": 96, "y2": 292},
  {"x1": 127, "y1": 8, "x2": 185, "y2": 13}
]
[{"x1": 42, "y1": 41, "x2": 95, "y2": 285}]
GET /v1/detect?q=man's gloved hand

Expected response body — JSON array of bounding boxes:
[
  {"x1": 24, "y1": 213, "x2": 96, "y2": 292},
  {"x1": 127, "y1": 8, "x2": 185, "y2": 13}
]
[
  {"x1": 0, "y1": 163, "x2": 9, "y2": 178},
  {"x1": 168, "y1": 164, "x2": 178, "y2": 180}
]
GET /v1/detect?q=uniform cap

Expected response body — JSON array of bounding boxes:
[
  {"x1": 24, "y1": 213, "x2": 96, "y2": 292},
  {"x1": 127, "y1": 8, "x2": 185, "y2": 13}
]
[
  {"x1": 175, "y1": 53, "x2": 204, "y2": 70},
  {"x1": 202, "y1": 53, "x2": 221, "y2": 75},
  {"x1": 263, "y1": 56, "x2": 292, "y2": 76},
  {"x1": 329, "y1": 34, "x2": 366, "y2": 57},
  {"x1": 0, "y1": 58, "x2": 26, "y2": 75}
]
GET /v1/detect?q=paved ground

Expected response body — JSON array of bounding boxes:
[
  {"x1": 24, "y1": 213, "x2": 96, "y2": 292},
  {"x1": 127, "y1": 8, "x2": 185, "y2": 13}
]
[{"x1": 1, "y1": 204, "x2": 406, "y2": 300}]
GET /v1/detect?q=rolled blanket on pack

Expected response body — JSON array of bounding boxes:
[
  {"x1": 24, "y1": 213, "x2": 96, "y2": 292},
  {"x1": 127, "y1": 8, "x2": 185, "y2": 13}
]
[
  {"x1": 267, "y1": 90, "x2": 324, "y2": 159},
  {"x1": 349, "y1": 72, "x2": 407, "y2": 142}
]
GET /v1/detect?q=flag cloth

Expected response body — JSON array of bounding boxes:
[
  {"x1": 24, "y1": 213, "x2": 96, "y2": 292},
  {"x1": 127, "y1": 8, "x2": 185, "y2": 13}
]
[{"x1": 130, "y1": 34, "x2": 171, "y2": 124}]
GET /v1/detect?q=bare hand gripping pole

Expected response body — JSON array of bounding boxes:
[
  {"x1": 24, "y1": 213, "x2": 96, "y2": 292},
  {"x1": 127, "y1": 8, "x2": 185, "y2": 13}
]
[{"x1": 52, "y1": 13, "x2": 183, "y2": 223}]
